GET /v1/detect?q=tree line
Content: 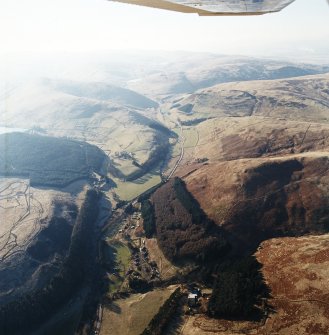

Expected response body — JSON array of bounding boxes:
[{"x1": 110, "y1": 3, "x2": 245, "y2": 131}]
[
  {"x1": 141, "y1": 199, "x2": 156, "y2": 238},
  {"x1": 208, "y1": 256, "x2": 270, "y2": 320}
]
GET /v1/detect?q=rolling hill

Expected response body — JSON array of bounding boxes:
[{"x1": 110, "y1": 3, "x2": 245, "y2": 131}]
[
  {"x1": 127, "y1": 55, "x2": 329, "y2": 97},
  {"x1": 1, "y1": 51, "x2": 329, "y2": 334},
  {"x1": 0, "y1": 78, "x2": 172, "y2": 186},
  {"x1": 169, "y1": 73, "x2": 329, "y2": 121},
  {"x1": 147, "y1": 70, "x2": 329, "y2": 334},
  {"x1": 0, "y1": 132, "x2": 107, "y2": 187}
]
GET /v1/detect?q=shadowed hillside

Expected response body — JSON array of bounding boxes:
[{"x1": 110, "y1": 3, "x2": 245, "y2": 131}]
[
  {"x1": 46, "y1": 79, "x2": 159, "y2": 109},
  {"x1": 0, "y1": 132, "x2": 108, "y2": 187},
  {"x1": 151, "y1": 177, "x2": 228, "y2": 263}
]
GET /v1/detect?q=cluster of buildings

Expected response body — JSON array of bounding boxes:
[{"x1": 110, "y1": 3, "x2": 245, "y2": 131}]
[{"x1": 187, "y1": 285, "x2": 202, "y2": 307}]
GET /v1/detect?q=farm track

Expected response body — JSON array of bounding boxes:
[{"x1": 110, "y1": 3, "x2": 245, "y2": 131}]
[{"x1": 167, "y1": 122, "x2": 185, "y2": 180}]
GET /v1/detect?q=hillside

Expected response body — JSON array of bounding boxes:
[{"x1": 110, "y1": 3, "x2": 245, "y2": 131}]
[
  {"x1": 169, "y1": 73, "x2": 329, "y2": 122},
  {"x1": 181, "y1": 154, "x2": 329, "y2": 252},
  {"x1": 0, "y1": 132, "x2": 107, "y2": 187},
  {"x1": 0, "y1": 193, "x2": 77, "y2": 307},
  {"x1": 1, "y1": 52, "x2": 329, "y2": 334},
  {"x1": 169, "y1": 75, "x2": 329, "y2": 247},
  {"x1": 0, "y1": 78, "x2": 173, "y2": 191},
  {"x1": 145, "y1": 71, "x2": 329, "y2": 332},
  {"x1": 0, "y1": 189, "x2": 100, "y2": 335},
  {"x1": 1, "y1": 79, "x2": 158, "y2": 123},
  {"x1": 127, "y1": 55, "x2": 329, "y2": 97},
  {"x1": 151, "y1": 177, "x2": 228, "y2": 263},
  {"x1": 46, "y1": 79, "x2": 159, "y2": 109},
  {"x1": 175, "y1": 234, "x2": 329, "y2": 334}
]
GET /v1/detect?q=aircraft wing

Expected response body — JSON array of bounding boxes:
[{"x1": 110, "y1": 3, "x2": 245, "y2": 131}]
[{"x1": 108, "y1": 0, "x2": 296, "y2": 15}]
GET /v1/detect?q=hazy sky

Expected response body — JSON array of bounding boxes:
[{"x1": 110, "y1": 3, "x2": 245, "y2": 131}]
[{"x1": 0, "y1": 0, "x2": 328, "y2": 57}]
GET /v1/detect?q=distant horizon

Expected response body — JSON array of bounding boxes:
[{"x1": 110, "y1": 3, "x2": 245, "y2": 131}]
[
  {"x1": 2, "y1": 47, "x2": 329, "y2": 63},
  {"x1": 0, "y1": 49, "x2": 327, "y2": 94},
  {"x1": 1, "y1": 41, "x2": 328, "y2": 64},
  {"x1": 1, "y1": 48, "x2": 328, "y2": 79},
  {"x1": 1, "y1": 0, "x2": 328, "y2": 58}
]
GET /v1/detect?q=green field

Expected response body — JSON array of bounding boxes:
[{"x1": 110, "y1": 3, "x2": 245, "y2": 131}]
[
  {"x1": 113, "y1": 158, "x2": 141, "y2": 176},
  {"x1": 101, "y1": 287, "x2": 178, "y2": 335},
  {"x1": 105, "y1": 240, "x2": 131, "y2": 294},
  {"x1": 112, "y1": 170, "x2": 162, "y2": 201}
]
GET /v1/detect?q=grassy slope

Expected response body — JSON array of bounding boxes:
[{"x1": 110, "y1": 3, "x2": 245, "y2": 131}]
[
  {"x1": 101, "y1": 287, "x2": 177, "y2": 335},
  {"x1": 112, "y1": 172, "x2": 162, "y2": 201},
  {"x1": 105, "y1": 240, "x2": 131, "y2": 293}
]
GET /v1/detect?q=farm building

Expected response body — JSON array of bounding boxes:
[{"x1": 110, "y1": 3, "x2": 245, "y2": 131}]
[{"x1": 188, "y1": 293, "x2": 198, "y2": 307}]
